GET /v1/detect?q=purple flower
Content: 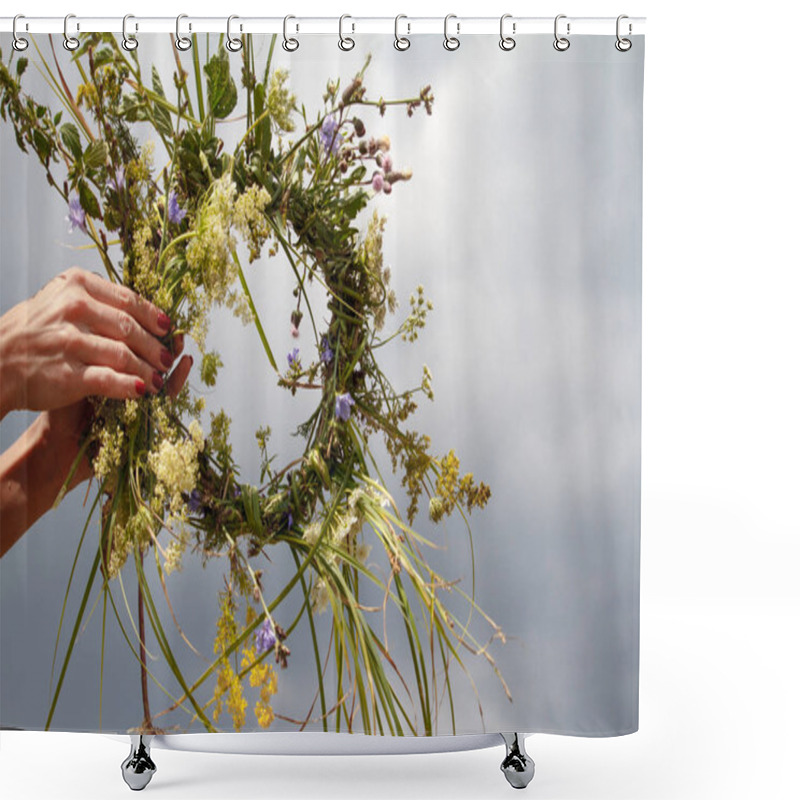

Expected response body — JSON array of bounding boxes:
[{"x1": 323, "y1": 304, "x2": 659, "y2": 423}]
[
  {"x1": 255, "y1": 619, "x2": 276, "y2": 655},
  {"x1": 232, "y1": 485, "x2": 242, "y2": 499},
  {"x1": 320, "y1": 114, "x2": 342, "y2": 155},
  {"x1": 107, "y1": 165, "x2": 125, "y2": 193},
  {"x1": 371, "y1": 172, "x2": 384, "y2": 193},
  {"x1": 168, "y1": 191, "x2": 186, "y2": 224},
  {"x1": 335, "y1": 392, "x2": 355, "y2": 421},
  {"x1": 187, "y1": 488, "x2": 203, "y2": 515},
  {"x1": 286, "y1": 511, "x2": 294, "y2": 530},
  {"x1": 320, "y1": 336, "x2": 333, "y2": 365},
  {"x1": 66, "y1": 194, "x2": 86, "y2": 234},
  {"x1": 287, "y1": 347, "x2": 300, "y2": 368}
]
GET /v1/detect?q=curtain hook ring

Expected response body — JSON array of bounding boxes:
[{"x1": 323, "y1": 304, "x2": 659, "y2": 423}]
[
  {"x1": 226, "y1": 15, "x2": 243, "y2": 52},
  {"x1": 499, "y1": 14, "x2": 516, "y2": 51},
  {"x1": 443, "y1": 14, "x2": 460, "y2": 51},
  {"x1": 339, "y1": 14, "x2": 355, "y2": 51},
  {"x1": 63, "y1": 13, "x2": 80, "y2": 51},
  {"x1": 394, "y1": 14, "x2": 410, "y2": 50},
  {"x1": 12, "y1": 14, "x2": 29, "y2": 51},
  {"x1": 283, "y1": 15, "x2": 299, "y2": 51},
  {"x1": 121, "y1": 15, "x2": 138, "y2": 51},
  {"x1": 615, "y1": 14, "x2": 632, "y2": 51},
  {"x1": 175, "y1": 14, "x2": 192, "y2": 51},
  {"x1": 553, "y1": 14, "x2": 570, "y2": 51}
]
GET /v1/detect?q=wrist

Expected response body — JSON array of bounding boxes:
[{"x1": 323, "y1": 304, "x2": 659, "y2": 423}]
[{"x1": 0, "y1": 311, "x2": 21, "y2": 419}]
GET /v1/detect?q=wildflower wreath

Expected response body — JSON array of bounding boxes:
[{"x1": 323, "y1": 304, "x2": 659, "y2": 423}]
[{"x1": 0, "y1": 33, "x2": 508, "y2": 735}]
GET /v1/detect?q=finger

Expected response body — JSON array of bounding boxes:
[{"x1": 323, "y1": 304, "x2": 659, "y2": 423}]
[
  {"x1": 166, "y1": 354, "x2": 193, "y2": 398},
  {"x1": 80, "y1": 364, "x2": 148, "y2": 401},
  {"x1": 79, "y1": 270, "x2": 171, "y2": 338},
  {"x1": 77, "y1": 333, "x2": 164, "y2": 393},
  {"x1": 83, "y1": 297, "x2": 174, "y2": 374},
  {"x1": 170, "y1": 332, "x2": 185, "y2": 358}
]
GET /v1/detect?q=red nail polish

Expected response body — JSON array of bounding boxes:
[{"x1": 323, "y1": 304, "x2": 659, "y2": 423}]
[
  {"x1": 152, "y1": 372, "x2": 164, "y2": 391},
  {"x1": 157, "y1": 311, "x2": 171, "y2": 331},
  {"x1": 135, "y1": 379, "x2": 146, "y2": 396},
  {"x1": 161, "y1": 349, "x2": 174, "y2": 369}
]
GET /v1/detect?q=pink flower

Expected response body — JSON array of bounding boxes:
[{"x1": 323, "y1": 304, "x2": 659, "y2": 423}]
[{"x1": 371, "y1": 172, "x2": 384, "y2": 192}]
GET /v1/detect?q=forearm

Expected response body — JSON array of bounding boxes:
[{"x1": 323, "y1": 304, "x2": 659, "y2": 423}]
[{"x1": 0, "y1": 414, "x2": 80, "y2": 557}]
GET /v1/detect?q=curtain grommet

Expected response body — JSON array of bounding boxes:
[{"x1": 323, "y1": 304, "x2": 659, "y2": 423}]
[
  {"x1": 121, "y1": 15, "x2": 138, "y2": 51},
  {"x1": 226, "y1": 15, "x2": 243, "y2": 52},
  {"x1": 63, "y1": 13, "x2": 80, "y2": 52},
  {"x1": 12, "y1": 14, "x2": 29, "y2": 51},
  {"x1": 553, "y1": 14, "x2": 571, "y2": 51},
  {"x1": 615, "y1": 15, "x2": 632, "y2": 51},
  {"x1": 175, "y1": 14, "x2": 192, "y2": 51},
  {"x1": 339, "y1": 15, "x2": 355, "y2": 51},
  {"x1": 499, "y1": 14, "x2": 516, "y2": 51},
  {"x1": 283, "y1": 15, "x2": 299, "y2": 52},
  {"x1": 443, "y1": 14, "x2": 460, "y2": 51},
  {"x1": 394, "y1": 15, "x2": 410, "y2": 51}
]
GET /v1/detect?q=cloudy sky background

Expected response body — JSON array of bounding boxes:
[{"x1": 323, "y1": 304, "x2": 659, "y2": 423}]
[{"x1": 0, "y1": 33, "x2": 643, "y2": 738}]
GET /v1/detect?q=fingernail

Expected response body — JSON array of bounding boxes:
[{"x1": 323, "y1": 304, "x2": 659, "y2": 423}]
[
  {"x1": 157, "y1": 311, "x2": 171, "y2": 331},
  {"x1": 161, "y1": 349, "x2": 174, "y2": 369},
  {"x1": 152, "y1": 372, "x2": 164, "y2": 391},
  {"x1": 135, "y1": 379, "x2": 146, "y2": 396}
]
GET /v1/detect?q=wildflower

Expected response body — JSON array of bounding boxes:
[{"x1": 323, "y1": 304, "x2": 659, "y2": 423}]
[
  {"x1": 168, "y1": 191, "x2": 186, "y2": 224},
  {"x1": 66, "y1": 194, "x2": 86, "y2": 234},
  {"x1": 371, "y1": 172, "x2": 384, "y2": 193},
  {"x1": 255, "y1": 619, "x2": 276, "y2": 655},
  {"x1": 320, "y1": 335, "x2": 333, "y2": 364},
  {"x1": 267, "y1": 68, "x2": 297, "y2": 132},
  {"x1": 286, "y1": 511, "x2": 294, "y2": 530},
  {"x1": 187, "y1": 488, "x2": 203, "y2": 515},
  {"x1": 335, "y1": 392, "x2": 355, "y2": 421},
  {"x1": 287, "y1": 347, "x2": 300, "y2": 367},
  {"x1": 290, "y1": 322, "x2": 299, "y2": 338},
  {"x1": 320, "y1": 114, "x2": 342, "y2": 155}
]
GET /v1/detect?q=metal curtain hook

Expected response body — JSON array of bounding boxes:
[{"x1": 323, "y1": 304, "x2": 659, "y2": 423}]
[
  {"x1": 175, "y1": 14, "x2": 192, "y2": 51},
  {"x1": 443, "y1": 14, "x2": 460, "y2": 51},
  {"x1": 283, "y1": 15, "x2": 299, "y2": 51},
  {"x1": 339, "y1": 15, "x2": 355, "y2": 51},
  {"x1": 12, "y1": 14, "x2": 29, "y2": 51},
  {"x1": 553, "y1": 14, "x2": 570, "y2": 51},
  {"x1": 63, "y1": 13, "x2": 80, "y2": 51},
  {"x1": 499, "y1": 14, "x2": 516, "y2": 51},
  {"x1": 121, "y1": 15, "x2": 138, "y2": 51},
  {"x1": 226, "y1": 15, "x2": 243, "y2": 52},
  {"x1": 615, "y1": 14, "x2": 632, "y2": 51},
  {"x1": 394, "y1": 14, "x2": 410, "y2": 51}
]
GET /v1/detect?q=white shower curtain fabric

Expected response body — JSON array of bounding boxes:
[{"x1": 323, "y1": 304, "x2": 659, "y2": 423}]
[{"x1": 0, "y1": 30, "x2": 644, "y2": 738}]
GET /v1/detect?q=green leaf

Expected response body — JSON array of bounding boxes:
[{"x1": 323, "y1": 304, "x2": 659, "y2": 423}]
[
  {"x1": 53, "y1": 110, "x2": 62, "y2": 126},
  {"x1": 83, "y1": 140, "x2": 108, "y2": 170},
  {"x1": 242, "y1": 485, "x2": 264, "y2": 537},
  {"x1": 204, "y1": 50, "x2": 238, "y2": 119},
  {"x1": 78, "y1": 179, "x2": 101, "y2": 220},
  {"x1": 151, "y1": 66, "x2": 173, "y2": 140},
  {"x1": 60, "y1": 123, "x2": 82, "y2": 161}
]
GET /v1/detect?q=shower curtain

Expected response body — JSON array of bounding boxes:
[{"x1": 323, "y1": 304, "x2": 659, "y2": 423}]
[{"x1": 0, "y1": 27, "x2": 643, "y2": 740}]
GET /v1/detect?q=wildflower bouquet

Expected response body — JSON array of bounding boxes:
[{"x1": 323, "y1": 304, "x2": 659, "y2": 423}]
[{"x1": 0, "y1": 33, "x2": 508, "y2": 735}]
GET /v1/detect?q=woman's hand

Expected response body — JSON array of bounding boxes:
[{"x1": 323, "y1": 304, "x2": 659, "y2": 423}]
[
  {"x1": 0, "y1": 267, "x2": 178, "y2": 419},
  {"x1": 46, "y1": 332, "x2": 193, "y2": 488}
]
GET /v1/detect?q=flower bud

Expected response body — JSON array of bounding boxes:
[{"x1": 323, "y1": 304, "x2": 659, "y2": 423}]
[
  {"x1": 383, "y1": 182, "x2": 393, "y2": 195},
  {"x1": 377, "y1": 135, "x2": 391, "y2": 152},
  {"x1": 358, "y1": 140, "x2": 368, "y2": 155},
  {"x1": 353, "y1": 117, "x2": 366, "y2": 137},
  {"x1": 371, "y1": 172, "x2": 384, "y2": 192},
  {"x1": 429, "y1": 496, "x2": 445, "y2": 523},
  {"x1": 382, "y1": 154, "x2": 393, "y2": 172},
  {"x1": 307, "y1": 448, "x2": 331, "y2": 490},
  {"x1": 341, "y1": 76, "x2": 363, "y2": 105}
]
